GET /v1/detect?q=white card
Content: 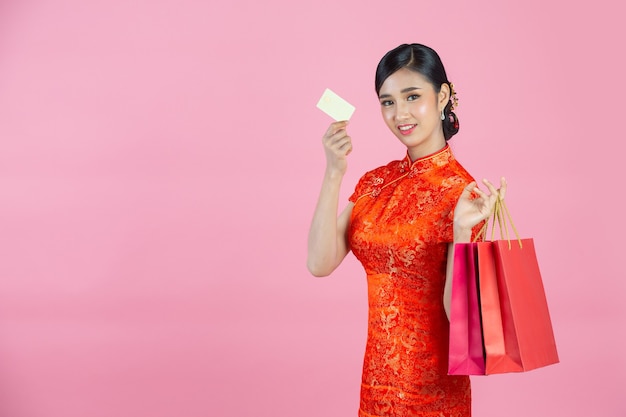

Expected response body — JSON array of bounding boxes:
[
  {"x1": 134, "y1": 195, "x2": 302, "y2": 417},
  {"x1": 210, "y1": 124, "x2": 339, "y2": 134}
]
[{"x1": 316, "y1": 88, "x2": 355, "y2": 121}]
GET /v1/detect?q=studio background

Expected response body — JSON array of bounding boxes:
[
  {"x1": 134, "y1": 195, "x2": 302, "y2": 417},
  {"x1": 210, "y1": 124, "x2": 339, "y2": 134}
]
[{"x1": 0, "y1": 0, "x2": 624, "y2": 416}]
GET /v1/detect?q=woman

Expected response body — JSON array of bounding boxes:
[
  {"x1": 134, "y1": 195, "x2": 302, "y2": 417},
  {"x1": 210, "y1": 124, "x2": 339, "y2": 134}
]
[{"x1": 307, "y1": 43, "x2": 506, "y2": 417}]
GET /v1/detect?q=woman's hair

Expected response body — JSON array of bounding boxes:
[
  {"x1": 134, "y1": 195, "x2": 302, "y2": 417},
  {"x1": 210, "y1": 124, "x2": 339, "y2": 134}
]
[{"x1": 375, "y1": 43, "x2": 459, "y2": 141}]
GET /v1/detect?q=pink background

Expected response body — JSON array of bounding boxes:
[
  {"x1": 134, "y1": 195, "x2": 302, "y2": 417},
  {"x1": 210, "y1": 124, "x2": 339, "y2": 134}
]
[{"x1": 1, "y1": 0, "x2": 624, "y2": 416}]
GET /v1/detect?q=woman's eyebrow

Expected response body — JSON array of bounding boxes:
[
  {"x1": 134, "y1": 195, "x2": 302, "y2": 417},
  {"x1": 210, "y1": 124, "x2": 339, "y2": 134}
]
[{"x1": 378, "y1": 87, "x2": 422, "y2": 99}]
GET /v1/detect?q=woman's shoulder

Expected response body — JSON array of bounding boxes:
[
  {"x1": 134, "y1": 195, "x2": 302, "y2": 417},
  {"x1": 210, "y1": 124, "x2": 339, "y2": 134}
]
[
  {"x1": 349, "y1": 158, "x2": 406, "y2": 203},
  {"x1": 360, "y1": 158, "x2": 407, "y2": 181},
  {"x1": 447, "y1": 155, "x2": 476, "y2": 183}
]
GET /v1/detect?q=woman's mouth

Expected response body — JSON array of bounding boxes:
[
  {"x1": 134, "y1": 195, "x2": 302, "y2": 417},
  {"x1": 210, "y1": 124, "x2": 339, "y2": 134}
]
[{"x1": 398, "y1": 124, "x2": 417, "y2": 135}]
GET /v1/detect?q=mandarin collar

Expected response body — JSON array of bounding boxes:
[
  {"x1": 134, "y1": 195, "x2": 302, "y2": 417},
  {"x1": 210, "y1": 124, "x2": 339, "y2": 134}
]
[{"x1": 402, "y1": 144, "x2": 453, "y2": 172}]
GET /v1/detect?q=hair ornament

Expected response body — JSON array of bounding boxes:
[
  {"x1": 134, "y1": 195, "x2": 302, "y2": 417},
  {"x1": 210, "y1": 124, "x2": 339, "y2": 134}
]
[{"x1": 449, "y1": 82, "x2": 459, "y2": 112}]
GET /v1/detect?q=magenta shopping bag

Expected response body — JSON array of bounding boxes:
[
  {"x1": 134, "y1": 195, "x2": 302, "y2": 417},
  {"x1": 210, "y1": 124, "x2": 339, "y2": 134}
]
[{"x1": 448, "y1": 242, "x2": 485, "y2": 375}]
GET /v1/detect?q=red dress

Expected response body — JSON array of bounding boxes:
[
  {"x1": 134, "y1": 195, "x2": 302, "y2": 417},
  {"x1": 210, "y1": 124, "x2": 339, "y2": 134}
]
[{"x1": 348, "y1": 145, "x2": 474, "y2": 417}]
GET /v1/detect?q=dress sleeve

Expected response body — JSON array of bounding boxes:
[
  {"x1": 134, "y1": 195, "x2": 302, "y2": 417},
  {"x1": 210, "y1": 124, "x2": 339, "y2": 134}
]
[
  {"x1": 348, "y1": 171, "x2": 374, "y2": 203},
  {"x1": 442, "y1": 208, "x2": 455, "y2": 243},
  {"x1": 442, "y1": 179, "x2": 486, "y2": 243}
]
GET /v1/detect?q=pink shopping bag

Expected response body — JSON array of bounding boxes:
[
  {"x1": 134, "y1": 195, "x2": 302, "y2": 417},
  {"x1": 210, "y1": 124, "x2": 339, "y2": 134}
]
[{"x1": 448, "y1": 242, "x2": 485, "y2": 375}]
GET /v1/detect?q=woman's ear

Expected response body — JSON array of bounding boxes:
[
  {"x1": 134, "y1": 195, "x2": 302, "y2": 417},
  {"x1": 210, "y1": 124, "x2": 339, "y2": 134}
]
[{"x1": 438, "y1": 83, "x2": 451, "y2": 112}]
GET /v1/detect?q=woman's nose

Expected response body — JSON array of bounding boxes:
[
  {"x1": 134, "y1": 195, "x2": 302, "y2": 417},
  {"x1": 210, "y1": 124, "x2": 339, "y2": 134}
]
[{"x1": 395, "y1": 101, "x2": 410, "y2": 120}]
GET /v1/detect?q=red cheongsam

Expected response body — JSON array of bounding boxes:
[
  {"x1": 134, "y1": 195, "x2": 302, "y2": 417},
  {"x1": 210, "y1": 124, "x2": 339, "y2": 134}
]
[{"x1": 349, "y1": 145, "x2": 474, "y2": 417}]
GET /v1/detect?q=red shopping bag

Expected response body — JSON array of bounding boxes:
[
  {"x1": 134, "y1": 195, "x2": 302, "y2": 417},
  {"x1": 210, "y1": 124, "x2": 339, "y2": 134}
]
[
  {"x1": 477, "y1": 241, "x2": 524, "y2": 374},
  {"x1": 448, "y1": 242, "x2": 485, "y2": 375},
  {"x1": 490, "y1": 237, "x2": 559, "y2": 372},
  {"x1": 478, "y1": 198, "x2": 559, "y2": 374}
]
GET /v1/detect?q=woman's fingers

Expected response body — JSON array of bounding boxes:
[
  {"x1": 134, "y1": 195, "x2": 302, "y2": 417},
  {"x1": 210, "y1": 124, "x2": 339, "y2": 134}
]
[
  {"x1": 328, "y1": 132, "x2": 351, "y2": 147},
  {"x1": 324, "y1": 124, "x2": 350, "y2": 146},
  {"x1": 459, "y1": 181, "x2": 477, "y2": 199},
  {"x1": 323, "y1": 122, "x2": 352, "y2": 160},
  {"x1": 471, "y1": 184, "x2": 488, "y2": 200},
  {"x1": 321, "y1": 121, "x2": 351, "y2": 175},
  {"x1": 473, "y1": 186, "x2": 495, "y2": 212},
  {"x1": 331, "y1": 120, "x2": 349, "y2": 131},
  {"x1": 479, "y1": 177, "x2": 507, "y2": 199},
  {"x1": 335, "y1": 137, "x2": 352, "y2": 153},
  {"x1": 482, "y1": 178, "x2": 499, "y2": 196},
  {"x1": 327, "y1": 130, "x2": 351, "y2": 151},
  {"x1": 323, "y1": 121, "x2": 349, "y2": 139}
]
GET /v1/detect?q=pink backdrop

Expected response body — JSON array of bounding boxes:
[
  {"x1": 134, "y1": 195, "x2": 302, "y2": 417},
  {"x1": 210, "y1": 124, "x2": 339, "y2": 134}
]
[{"x1": 1, "y1": 0, "x2": 624, "y2": 416}]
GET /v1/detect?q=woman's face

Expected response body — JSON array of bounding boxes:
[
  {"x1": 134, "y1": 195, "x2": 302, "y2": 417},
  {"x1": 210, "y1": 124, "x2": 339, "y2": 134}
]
[{"x1": 378, "y1": 68, "x2": 449, "y2": 161}]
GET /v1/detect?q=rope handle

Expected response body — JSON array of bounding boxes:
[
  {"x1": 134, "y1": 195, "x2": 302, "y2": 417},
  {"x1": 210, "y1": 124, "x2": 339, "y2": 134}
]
[
  {"x1": 472, "y1": 195, "x2": 522, "y2": 249},
  {"x1": 499, "y1": 197, "x2": 523, "y2": 249}
]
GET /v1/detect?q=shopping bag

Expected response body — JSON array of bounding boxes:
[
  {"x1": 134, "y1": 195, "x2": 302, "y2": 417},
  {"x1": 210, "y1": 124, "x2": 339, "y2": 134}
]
[
  {"x1": 491, "y1": 237, "x2": 559, "y2": 372},
  {"x1": 476, "y1": 241, "x2": 524, "y2": 374},
  {"x1": 448, "y1": 242, "x2": 486, "y2": 375},
  {"x1": 479, "y1": 197, "x2": 559, "y2": 374}
]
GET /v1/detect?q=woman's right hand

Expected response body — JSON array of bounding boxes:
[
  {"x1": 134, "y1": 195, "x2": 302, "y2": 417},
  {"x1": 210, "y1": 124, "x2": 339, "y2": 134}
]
[
  {"x1": 322, "y1": 121, "x2": 352, "y2": 176},
  {"x1": 453, "y1": 178, "x2": 507, "y2": 242}
]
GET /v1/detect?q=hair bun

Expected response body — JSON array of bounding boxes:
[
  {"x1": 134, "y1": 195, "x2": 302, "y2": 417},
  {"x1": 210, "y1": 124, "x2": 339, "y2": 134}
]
[{"x1": 443, "y1": 110, "x2": 459, "y2": 140}]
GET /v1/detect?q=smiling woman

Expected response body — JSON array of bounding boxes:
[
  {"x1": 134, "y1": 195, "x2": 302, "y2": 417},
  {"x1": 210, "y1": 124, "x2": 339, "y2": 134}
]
[
  {"x1": 375, "y1": 44, "x2": 460, "y2": 149},
  {"x1": 307, "y1": 43, "x2": 505, "y2": 417},
  {"x1": 377, "y1": 68, "x2": 452, "y2": 161}
]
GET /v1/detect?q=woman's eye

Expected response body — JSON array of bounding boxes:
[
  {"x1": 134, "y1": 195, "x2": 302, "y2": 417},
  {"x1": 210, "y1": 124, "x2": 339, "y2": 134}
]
[
  {"x1": 407, "y1": 94, "x2": 420, "y2": 101},
  {"x1": 381, "y1": 100, "x2": 393, "y2": 107}
]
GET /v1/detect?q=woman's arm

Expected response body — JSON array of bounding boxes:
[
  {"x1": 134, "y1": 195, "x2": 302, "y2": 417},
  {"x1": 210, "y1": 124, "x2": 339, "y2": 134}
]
[
  {"x1": 443, "y1": 178, "x2": 506, "y2": 319},
  {"x1": 307, "y1": 121, "x2": 354, "y2": 277}
]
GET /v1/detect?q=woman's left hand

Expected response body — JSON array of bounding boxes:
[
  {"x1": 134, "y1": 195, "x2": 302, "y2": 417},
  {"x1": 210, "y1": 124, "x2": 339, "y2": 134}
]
[{"x1": 453, "y1": 177, "x2": 507, "y2": 242}]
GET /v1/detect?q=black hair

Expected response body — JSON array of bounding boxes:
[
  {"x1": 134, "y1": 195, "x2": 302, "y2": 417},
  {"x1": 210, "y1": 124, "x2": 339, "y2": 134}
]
[{"x1": 375, "y1": 43, "x2": 459, "y2": 141}]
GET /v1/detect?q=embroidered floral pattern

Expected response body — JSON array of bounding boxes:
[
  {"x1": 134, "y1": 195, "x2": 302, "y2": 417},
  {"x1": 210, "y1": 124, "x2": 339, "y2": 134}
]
[{"x1": 348, "y1": 145, "x2": 476, "y2": 417}]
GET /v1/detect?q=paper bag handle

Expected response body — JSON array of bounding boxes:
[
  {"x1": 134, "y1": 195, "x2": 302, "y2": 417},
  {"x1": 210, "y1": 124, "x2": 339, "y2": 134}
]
[{"x1": 473, "y1": 195, "x2": 522, "y2": 249}]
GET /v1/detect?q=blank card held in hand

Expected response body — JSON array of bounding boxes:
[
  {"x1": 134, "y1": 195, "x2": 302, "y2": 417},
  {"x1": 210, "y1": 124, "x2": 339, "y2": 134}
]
[{"x1": 316, "y1": 88, "x2": 355, "y2": 121}]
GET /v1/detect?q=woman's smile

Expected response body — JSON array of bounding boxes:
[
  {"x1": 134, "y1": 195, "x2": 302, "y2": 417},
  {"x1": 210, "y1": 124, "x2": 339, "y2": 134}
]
[{"x1": 398, "y1": 123, "x2": 417, "y2": 135}]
